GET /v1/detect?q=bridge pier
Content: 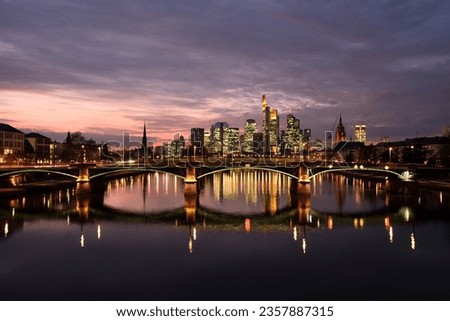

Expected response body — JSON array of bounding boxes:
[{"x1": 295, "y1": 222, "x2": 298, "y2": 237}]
[
  {"x1": 75, "y1": 164, "x2": 92, "y2": 194},
  {"x1": 297, "y1": 164, "x2": 311, "y2": 195},
  {"x1": 184, "y1": 164, "x2": 198, "y2": 194}
]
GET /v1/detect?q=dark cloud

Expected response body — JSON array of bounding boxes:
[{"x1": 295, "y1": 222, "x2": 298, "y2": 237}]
[{"x1": 1, "y1": 0, "x2": 449, "y2": 142}]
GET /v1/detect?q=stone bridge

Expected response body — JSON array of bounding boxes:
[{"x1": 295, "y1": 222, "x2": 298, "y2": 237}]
[{"x1": 0, "y1": 162, "x2": 414, "y2": 195}]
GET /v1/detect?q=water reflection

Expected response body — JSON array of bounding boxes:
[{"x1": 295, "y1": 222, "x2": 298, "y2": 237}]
[
  {"x1": 200, "y1": 170, "x2": 291, "y2": 216},
  {"x1": 0, "y1": 171, "x2": 449, "y2": 300},
  {"x1": 104, "y1": 173, "x2": 184, "y2": 214},
  {"x1": 312, "y1": 173, "x2": 387, "y2": 214}
]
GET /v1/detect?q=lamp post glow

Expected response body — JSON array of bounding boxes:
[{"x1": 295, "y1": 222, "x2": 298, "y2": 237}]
[{"x1": 389, "y1": 147, "x2": 392, "y2": 163}]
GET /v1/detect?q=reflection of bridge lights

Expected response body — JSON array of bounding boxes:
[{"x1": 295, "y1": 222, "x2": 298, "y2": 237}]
[
  {"x1": 244, "y1": 218, "x2": 251, "y2": 232},
  {"x1": 400, "y1": 207, "x2": 412, "y2": 222},
  {"x1": 384, "y1": 217, "x2": 390, "y2": 228},
  {"x1": 302, "y1": 237, "x2": 306, "y2": 254},
  {"x1": 410, "y1": 233, "x2": 416, "y2": 250},
  {"x1": 293, "y1": 226, "x2": 298, "y2": 241},
  {"x1": 389, "y1": 226, "x2": 394, "y2": 243},
  {"x1": 440, "y1": 192, "x2": 443, "y2": 204},
  {"x1": 317, "y1": 218, "x2": 320, "y2": 228},
  {"x1": 188, "y1": 237, "x2": 193, "y2": 254},
  {"x1": 12, "y1": 208, "x2": 15, "y2": 217},
  {"x1": 97, "y1": 225, "x2": 101, "y2": 240},
  {"x1": 80, "y1": 233, "x2": 85, "y2": 248},
  {"x1": 418, "y1": 197, "x2": 421, "y2": 205},
  {"x1": 4, "y1": 222, "x2": 8, "y2": 237},
  {"x1": 353, "y1": 218, "x2": 364, "y2": 229},
  {"x1": 327, "y1": 216, "x2": 333, "y2": 230},
  {"x1": 193, "y1": 227, "x2": 197, "y2": 241}
]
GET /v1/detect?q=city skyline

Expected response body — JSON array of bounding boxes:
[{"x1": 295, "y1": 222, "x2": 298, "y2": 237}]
[{"x1": 1, "y1": 1, "x2": 450, "y2": 143}]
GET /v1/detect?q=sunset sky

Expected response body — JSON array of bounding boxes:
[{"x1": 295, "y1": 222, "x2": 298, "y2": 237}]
[{"x1": 1, "y1": 0, "x2": 449, "y2": 144}]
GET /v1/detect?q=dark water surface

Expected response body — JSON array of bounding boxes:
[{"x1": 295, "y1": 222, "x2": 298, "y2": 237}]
[{"x1": 1, "y1": 171, "x2": 449, "y2": 300}]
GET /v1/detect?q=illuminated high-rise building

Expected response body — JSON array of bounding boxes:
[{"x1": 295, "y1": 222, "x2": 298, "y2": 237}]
[
  {"x1": 354, "y1": 124, "x2": 367, "y2": 143},
  {"x1": 210, "y1": 122, "x2": 229, "y2": 155},
  {"x1": 262, "y1": 94, "x2": 271, "y2": 155},
  {"x1": 283, "y1": 113, "x2": 302, "y2": 154},
  {"x1": 228, "y1": 127, "x2": 240, "y2": 155},
  {"x1": 335, "y1": 114, "x2": 347, "y2": 145},
  {"x1": 204, "y1": 131, "x2": 210, "y2": 146},
  {"x1": 269, "y1": 109, "x2": 280, "y2": 155},
  {"x1": 243, "y1": 119, "x2": 257, "y2": 154}
]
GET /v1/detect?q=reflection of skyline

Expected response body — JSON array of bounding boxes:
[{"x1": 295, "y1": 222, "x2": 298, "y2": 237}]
[
  {"x1": 203, "y1": 170, "x2": 291, "y2": 216},
  {"x1": 312, "y1": 173, "x2": 387, "y2": 215},
  {"x1": 104, "y1": 173, "x2": 184, "y2": 213}
]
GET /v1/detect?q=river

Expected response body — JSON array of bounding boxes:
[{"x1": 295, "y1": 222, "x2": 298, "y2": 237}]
[{"x1": 0, "y1": 170, "x2": 449, "y2": 300}]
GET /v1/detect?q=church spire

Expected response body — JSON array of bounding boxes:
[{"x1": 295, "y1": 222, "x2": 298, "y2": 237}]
[
  {"x1": 142, "y1": 122, "x2": 147, "y2": 148},
  {"x1": 142, "y1": 122, "x2": 148, "y2": 163},
  {"x1": 335, "y1": 114, "x2": 346, "y2": 145},
  {"x1": 66, "y1": 130, "x2": 72, "y2": 144}
]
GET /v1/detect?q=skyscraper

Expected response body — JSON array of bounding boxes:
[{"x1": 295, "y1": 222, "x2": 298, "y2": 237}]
[
  {"x1": 190, "y1": 128, "x2": 205, "y2": 149},
  {"x1": 243, "y1": 119, "x2": 257, "y2": 154},
  {"x1": 335, "y1": 114, "x2": 347, "y2": 145},
  {"x1": 262, "y1": 94, "x2": 271, "y2": 155},
  {"x1": 269, "y1": 109, "x2": 280, "y2": 155},
  {"x1": 210, "y1": 122, "x2": 229, "y2": 155},
  {"x1": 283, "y1": 113, "x2": 302, "y2": 154},
  {"x1": 354, "y1": 124, "x2": 367, "y2": 143},
  {"x1": 228, "y1": 127, "x2": 240, "y2": 155}
]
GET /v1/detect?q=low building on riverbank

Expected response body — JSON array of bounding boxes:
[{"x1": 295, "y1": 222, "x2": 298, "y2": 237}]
[{"x1": 0, "y1": 123, "x2": 25, "y2": 163}]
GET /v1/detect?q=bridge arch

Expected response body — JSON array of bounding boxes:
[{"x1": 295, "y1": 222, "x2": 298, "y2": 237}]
[
  {"x1": 308, "y1": 167, "x2": 406, "y2": 181},
  {"x1": 196, "y1": 167, "x2": 299, "y2": 180},
  {"x1": 0, "y1": 169, "x2": 79, "y2": 180},
  {"x1": 89, "y1": 168, "x2": 185, "y2": 181}
]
